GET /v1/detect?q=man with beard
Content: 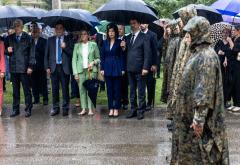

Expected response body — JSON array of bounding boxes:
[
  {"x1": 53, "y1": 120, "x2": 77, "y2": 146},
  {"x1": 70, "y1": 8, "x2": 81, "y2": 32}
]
[{"x1": 174, "y1": 16, "x2": 229, "y2": 165}]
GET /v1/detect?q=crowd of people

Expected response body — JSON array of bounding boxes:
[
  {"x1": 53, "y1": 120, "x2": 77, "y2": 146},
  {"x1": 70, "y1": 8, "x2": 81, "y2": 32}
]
[
  {"x1": 1, "y1": 3, "x2": 240, "y2": 164},
  {"x1": 0, "y1": 17, "x2": 160, "y2": 120}
]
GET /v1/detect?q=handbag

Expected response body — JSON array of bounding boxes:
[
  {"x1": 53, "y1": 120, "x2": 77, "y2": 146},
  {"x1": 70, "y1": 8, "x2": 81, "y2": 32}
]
[{"x1": 97, "y1": 64, "x2": 104, "y2": 82}]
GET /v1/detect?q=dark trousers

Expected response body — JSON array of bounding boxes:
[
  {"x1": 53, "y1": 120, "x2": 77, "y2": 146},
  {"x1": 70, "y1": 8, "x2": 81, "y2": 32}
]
[
  {"x1": 31, "y1": 70, "x2": 48, "y2": 102},
  {"x1": 146, "y1": 71, "x2": 155, "y2": 106},
  {"x1": 12, "y1": 73, "x2": 32, "y2": 111},
  {"x1": 121, "y1": 73, "x2": 129, "y2": 106},
  {"x1": 70, "y1": 75, "x2": 80, "y2": 98},
  {"x1": 105, "y1": 76, "x2": 121, "y2": 110},
  {"x1": 128, "y1": 72, "x2": 147, "y2": 113},
  {"x1": 50, "y1": 65, "x2": 70, "y2": 111}
]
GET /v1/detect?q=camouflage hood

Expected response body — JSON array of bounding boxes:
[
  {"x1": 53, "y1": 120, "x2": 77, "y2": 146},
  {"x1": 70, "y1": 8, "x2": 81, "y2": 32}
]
[
  {"x1": 178, "y1": 4, "x2": 197, "y2": 25},
  {"x1": 183, "y1": 16, "x2": 212, "y2": 47},
  {"x1": 166, "y1": 20, "x2": 179, "y2": 37}
]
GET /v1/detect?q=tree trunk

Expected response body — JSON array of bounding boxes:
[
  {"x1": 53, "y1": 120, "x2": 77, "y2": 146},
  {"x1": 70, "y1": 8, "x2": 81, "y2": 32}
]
[{"x1": 52, "y1": 0, "x2": 61, "y2": 9}]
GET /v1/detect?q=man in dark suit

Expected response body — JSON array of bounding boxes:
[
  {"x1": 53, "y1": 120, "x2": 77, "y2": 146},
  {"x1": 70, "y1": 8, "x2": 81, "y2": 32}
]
[
  {"x1": 118, "y1": 24, "x2": 129, "y2": 110},
  {"x1": 5, "y1": 19, "x2": 35, "y2": 118},
  {"x1": 31, "y1": 23, "x2": 48, "y2": 105},
  {"x1": 44, "y1": 22, "x2": 73, "y2": 116},
  {"x1": 140, "y1": 24, "x2": 158, "y2": 111},
  {"x1": 121, "y1": 18, "x2": 151, "y2": 120}
]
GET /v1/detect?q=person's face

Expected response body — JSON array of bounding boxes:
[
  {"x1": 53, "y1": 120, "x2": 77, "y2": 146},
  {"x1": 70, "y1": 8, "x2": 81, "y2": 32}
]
[
  {"x1": 222, "y1": 29, "x2": 230, "y2": 39},
  {"x1": 31, "y1": 26, "x2": 40, "y2": 38},
  {"x1": 140, "y1": 24, "x2": 148, "y2": 31},
  {"x1": 8, "y1": 29, "x2": 15, "y2": 35},
  {"x1": 55, "y1": 24, "x2": 64, "y2": 36},
  {"x1": 14, "y1": 24, "x2": 23, "y2": 34},
  {"x1": 130, "y1": 20, "x2": 140, "y2": 32},
  {"x1": 232, "y1": 28, "x2": 237, "y2": 37},
  {"x1": 173, "y1": 25, "x2": 180, "y2": 35},
  {"x1": 166, "y1": 27, "x2": 171, "y2": 35},
  {"x1": 108, "y1": 28, "x2": 116, "y2": 39},
  {"x1": 118, "y1": 25, "x2": 125, "y2": 36},
  {"x1": 80, "y1": 31, "x2": 89, "y2": 42}
]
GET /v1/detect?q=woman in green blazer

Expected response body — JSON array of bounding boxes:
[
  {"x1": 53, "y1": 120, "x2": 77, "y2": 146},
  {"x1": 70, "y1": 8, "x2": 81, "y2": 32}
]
[{"x1": 72, "y1": 30, "x2": 100, "y2": 116}]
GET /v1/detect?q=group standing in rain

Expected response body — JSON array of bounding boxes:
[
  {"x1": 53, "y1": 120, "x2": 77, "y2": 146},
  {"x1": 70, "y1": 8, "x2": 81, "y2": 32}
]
[{"x1": 1, "y1": 1, "x2": 240, "y2": 164}]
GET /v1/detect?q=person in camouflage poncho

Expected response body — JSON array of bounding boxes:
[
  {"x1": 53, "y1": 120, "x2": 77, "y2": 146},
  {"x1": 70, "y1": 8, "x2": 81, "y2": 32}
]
[
  {"x1": 167, "y1": 4, "x2": 197, "y2": 120},
  {"x1": 160, "y1": 20, "x2": 180, "y2": 104},
  {"x1": 167, "y1": 6, "x2": 198, "y2": 164},
  {"x1": 174, "y1": 16, "x2": 229, "y2": 165}
]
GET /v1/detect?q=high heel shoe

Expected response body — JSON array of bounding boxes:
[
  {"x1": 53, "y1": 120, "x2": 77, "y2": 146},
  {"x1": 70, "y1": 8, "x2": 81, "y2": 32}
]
[
  {"x1": 108, "y1": 110, "x2": 114, "y2": 117},
  {"x1": 113, "y1": 110, "x2": 119, "y2": 118},
  {"x1": 78, "y1": 110, "x2": 87, "y2": 116}
]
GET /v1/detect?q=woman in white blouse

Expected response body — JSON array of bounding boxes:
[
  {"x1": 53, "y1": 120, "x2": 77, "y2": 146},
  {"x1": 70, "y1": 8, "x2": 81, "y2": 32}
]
[{"x1": 72, "y1": 30, "x2": 100, "y2": 116}]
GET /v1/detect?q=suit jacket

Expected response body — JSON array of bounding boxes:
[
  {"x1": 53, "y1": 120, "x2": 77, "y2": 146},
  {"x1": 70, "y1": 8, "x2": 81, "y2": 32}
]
[
  {"x1": 126, "y1": 32, "x2": 151, "y2": 73},
  {"x1": 44, "y1": 35, "x2": 73, "y2": 75},
  {"x1": 145, "y1": 30, "x2": 158, "y2": 66},
  {"x1": 72, "y1": 41, "x2": 100, "y2": 75},
  {"x1": 0, "y1": 41, "x2": 5, "y2": 73},
  {"x1": 34, "y1": 37, "x2": 47, "y2": 71},
  {"x1": 100, "y1": 39, "x2": 125, "y2": 77},
  {"x1": 5, "y1": 32, "x2": 35, "y2": 73}
]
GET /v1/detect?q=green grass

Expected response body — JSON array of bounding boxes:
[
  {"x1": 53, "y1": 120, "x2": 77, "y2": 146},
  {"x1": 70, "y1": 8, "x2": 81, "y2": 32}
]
[{"x1": 4, "y1": 73, "x2": 164, "y2": 106}]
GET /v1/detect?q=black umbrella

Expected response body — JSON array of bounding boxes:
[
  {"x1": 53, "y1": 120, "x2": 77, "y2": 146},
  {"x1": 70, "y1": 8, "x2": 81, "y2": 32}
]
[
  {"x1": 41, "y1": 9, "x2": 93, "y2": 32},
  {"x1": 149, "y1": 20, "x2": 164, "y2": 40},
  {"x1": 94, "y1": 0, "x2": 158, "y2": 25},
  {"x1": 83, "y1": 78, "x2": 100, "y2": 108},
  {"x1": 173, "y1": 4, "x2": 223, "y2": 25},
  {"x1": 0, "y1": 5, "x2": 37, "y2": 28}
]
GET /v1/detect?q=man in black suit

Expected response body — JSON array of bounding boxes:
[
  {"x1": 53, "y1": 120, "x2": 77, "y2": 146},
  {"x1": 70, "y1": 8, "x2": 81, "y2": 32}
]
[
  {"x1": 31, "y1": 23, "x2": 48, "y2": 105},
  {"x1": 5, "y1": 19, "x2": 35, "y2": 118},
  {"x1": 121, "y1": 18, "x2": 151, "y2": 120},
  {"x1": 45, "y1": 22, "x2": 73, "y2": 116},
  {"x1": 118, "y1": 24, "x2": 129, "y2": 110},
  {"x1": 140, "y1": 24, "x2": 158, "y2": 111}
]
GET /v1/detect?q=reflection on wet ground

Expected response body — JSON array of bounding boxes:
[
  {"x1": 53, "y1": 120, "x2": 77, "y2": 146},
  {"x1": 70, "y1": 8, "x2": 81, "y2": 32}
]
[{"x1": 0, "y1": 105, "x2": 239, "y2": 165}]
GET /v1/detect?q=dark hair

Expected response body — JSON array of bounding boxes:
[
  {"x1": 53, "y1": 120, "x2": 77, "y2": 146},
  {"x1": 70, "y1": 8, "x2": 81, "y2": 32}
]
[
  {"x1": 129, "y1": 17, "x2": 141, "y2": 24},
  {"x1": 55, "y1": 21, "x2": 64, "y2": 28},
  {"x1": 106, "y1": 23, "x2": 119, "y2": 39},
  {"x1": 235, "y1": 25, "x2": 240, "y2": 31}
]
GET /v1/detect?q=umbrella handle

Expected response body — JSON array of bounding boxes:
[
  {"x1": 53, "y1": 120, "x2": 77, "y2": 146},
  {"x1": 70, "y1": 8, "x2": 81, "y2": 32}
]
[{"x1": 88, "y1": 70, "x2": 93, "y2": 80}]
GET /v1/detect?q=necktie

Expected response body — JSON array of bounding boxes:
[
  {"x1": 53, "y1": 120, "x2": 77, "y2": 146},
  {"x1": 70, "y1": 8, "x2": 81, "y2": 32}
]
[
  {"x1": 130, "y1": 34, "x2": 135, "y2": 46},
  {"x1": 16, "y1": 36, "x2": 20, "y2": 42},
  {"x1": 57, "y1": 37, "x2": 62, "y2": 63}
]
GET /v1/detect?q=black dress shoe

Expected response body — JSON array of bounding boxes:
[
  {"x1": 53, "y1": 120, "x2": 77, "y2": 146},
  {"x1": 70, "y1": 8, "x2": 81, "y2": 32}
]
[
  {"x1": 43, "y1": 100, "x2": 48, "y2": 106},
  {"x1": 10, "y1": 110, "x2": 20, "y2": 117},
  {"x1": 122, "y1": 104, "x2": 128, "y2": 110},
  {"x1": 145, "y1": 105, "x2": 152, "y2": 111},
  {"x1": 33, "y1": 101, "x2": 40, "y2": 104},
  {"x1": 50, "y1": 109, "x2": 60, "y2": 116},
  {"x1": 126, "y1": 111, "x2": 137, "y2": 118},
  {"x1": 25, "y1": 109, "x2": 32, "y2": 118},
  {"x1": 137, "y1": 112, "x2": 144, "y2": 120},
  {"x1": 62, "y1": 109, "x2": 69, "y2": 116}
]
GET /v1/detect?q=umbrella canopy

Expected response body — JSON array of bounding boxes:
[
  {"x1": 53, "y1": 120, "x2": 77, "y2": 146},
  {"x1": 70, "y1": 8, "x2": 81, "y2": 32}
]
[
  {"x1": 69, "y1": 9, "x2": 100, "y2": 27},
  {"x1": 173, "y1": 4, "x2": 223, "y2": 25},
  {"x1": 211, "y1": 0, "x2": 240, "y2": 16},
  {"x1": 0, "y1": 5, "x2": 37, "y2": 28},
  {"x1": 222, "y1": 15, "x2": 240, "y2": 24},
  {"x1": 26, "y1": 7, "x2": 47, "y2": 19},
  {"x1": 94, "y1": 0, "x2": 158, "y2": 25},
  {"x1": 41, "y1": 9, "x2": 93, "y2": 32},
  {"x1": 96, "y1": 20, "x2": 131, "y2": 35},
  {"x1": 149, "y1": 20, "x2": 164, "y2": 39},
  {"x1": 210, "y1": 22, "x2": 233, "y2": 45}
]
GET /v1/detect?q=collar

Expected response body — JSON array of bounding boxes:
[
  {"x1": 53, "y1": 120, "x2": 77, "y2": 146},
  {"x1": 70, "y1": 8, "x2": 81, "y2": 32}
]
[
  {"x1": 132, "y1": 30, "x2": 140, "y2": 37},
  {"x1": 143, "y1": 29, "x2": 148, "y2": 34},
  {"x1": 56, "y1": 35, "x2": 64, "y2": 40},
  {"x1": 16, "y1": 32, "x2": 23, "y2": 37}
]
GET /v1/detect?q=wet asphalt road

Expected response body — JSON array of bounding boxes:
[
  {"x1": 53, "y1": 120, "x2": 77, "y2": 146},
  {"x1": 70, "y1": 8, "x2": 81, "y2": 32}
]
[{"x1": 0, "y1": 105, "x2": 239, "y2": 165}]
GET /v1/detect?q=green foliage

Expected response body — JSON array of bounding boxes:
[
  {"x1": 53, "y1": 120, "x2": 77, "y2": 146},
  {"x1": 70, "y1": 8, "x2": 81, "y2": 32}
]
[
  {"x1": 42, "y1": 0, "x2": 52, "y2": 10},
  {"x1": 144, "y1": 0, "x2": 217, "y2": 18},
  {"x1": 17, "y1": 0, "x2": 22, "y2": 6}
]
